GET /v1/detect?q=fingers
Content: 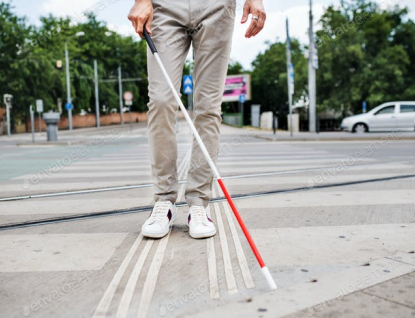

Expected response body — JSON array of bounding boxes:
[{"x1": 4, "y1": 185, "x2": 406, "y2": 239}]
[
  {"x1": 242, "y1": 0, "x2": 266, "y2": 38},
  {"x1": 136, "y1": 22, "x2": 145, "y2": 38},
  {"x1": 245, "y1": 19, "x2": 256, "y2": 38},
  {"x1": 128, "y1": 14, "x2": 143, "y2": 38},
  {"x1": 241, "y1": 2, "x2": 250, "y2": 24},
  {"x1": 244, "y1": 9, "x2": 266, "y2": 38},
  {"x1": 250, "y1": 12, "x2": 266, "y2": 37},
  {"x1": 146, "y1": 14, "x2": 153, "y2": 35},
  {"x1": 128, "y1": 2, "x2": 153, "y2": 38},
  {"x1": 130, "y1": 19, "x2": 137, "y2": 35},
  {"x1": 142, "y1": 1, "x2": 153, "y2": 36}
]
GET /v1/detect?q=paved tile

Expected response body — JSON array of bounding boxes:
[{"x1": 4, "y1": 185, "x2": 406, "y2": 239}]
[
  {"x1": 183, "y1": 255, "x2": 415, "y2": 318},
  {"x1": 363, "y1": 272, "x2": 415, "y2": 309},
  {"x1": 0, "y1": 233, "x2": 127, "y2": 271},
  {"x1": 283, "y1": 290, "x2": 415, "y2": 318},
  {"x1": 250, "y1": 224, "x2": 415, "y2": 267},
  {"x1": 1, "y1": 123, "x2": 415, "y2": 318}
]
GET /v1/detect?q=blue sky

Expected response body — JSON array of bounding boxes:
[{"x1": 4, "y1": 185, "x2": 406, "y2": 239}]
[{"x1": 8, "y1": 0, "x2": 415, "y2": 69}]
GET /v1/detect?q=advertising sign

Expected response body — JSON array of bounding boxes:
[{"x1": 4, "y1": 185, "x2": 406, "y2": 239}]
[{"x1": 223, "y1": 74, "x2": 251, "y2": 102}]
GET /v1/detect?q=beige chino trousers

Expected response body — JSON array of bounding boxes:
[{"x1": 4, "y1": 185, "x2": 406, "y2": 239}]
[{"x1": 147, "y1": 0, "x2": 236, "y2": 207}]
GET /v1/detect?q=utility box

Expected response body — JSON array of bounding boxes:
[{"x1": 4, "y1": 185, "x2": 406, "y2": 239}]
[
  {"x1": 287, "y1": 113, "x2": 300, "y2": 133},
  {"x1": 260, "y1": 111, "x2": 273, "y2": 130},
  {"x1": 222, "y1": 113, "x2": 243, "y2": 127},
  {"x1": 251, "y1": 104, "x2": 261, "y2": 127},
  {"x1": 43, "y1": 112, "x2": 60, "y2": 141}
]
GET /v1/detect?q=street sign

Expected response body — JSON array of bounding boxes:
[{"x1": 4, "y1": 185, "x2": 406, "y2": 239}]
[
  {"x1": 65, "y1": 103, "x2": 73, "y2": 110},
  {"x1": 239, "y1": 94, "x2": 246, "y2": 104},
  {"x1": 289, "y1": 63, "x2": 295, "y2": 95},
  {"x1": 3, "y1": 94, "x2": 13, "y2": 106},
  {"x1": 183, "y1": 75, "x2": 193, "y2": 95},
  {"x1": 363, "y1": 101, "x2": 367, "y2": 113},
  {"x1": 123, "y1": 91, "x2": 133, "y2": 102},
  {"x1": 125, "y1": 100, "x2": 133, "y2": 106},
  {"x1": 312, "y1": 43, "x2": 319, "y2": 69},
  {"x1": 36, "y1": 99, "x2": 44, "y2": 113}
]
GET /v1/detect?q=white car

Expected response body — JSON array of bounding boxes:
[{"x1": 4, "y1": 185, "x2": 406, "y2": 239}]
[{"x1": 341, "y1": 101, "x2": 415, "y2": 133}]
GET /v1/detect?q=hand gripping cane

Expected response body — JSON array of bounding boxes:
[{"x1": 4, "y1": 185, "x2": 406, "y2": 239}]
[{"x1": 143, "y1": 28, "x2": 277, "y2": 290}]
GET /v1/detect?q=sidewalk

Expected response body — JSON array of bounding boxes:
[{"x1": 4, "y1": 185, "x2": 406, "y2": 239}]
[
  {"x1": 247, "y1": 127, "x2": 415, "y2": 141},
  {"x1": 2, "y1": 122, "x2": 415, "y2": 147},
  {"x1": 0, "y1": 120, "x2": 414, "y2": 318},
  {"x1": 0, "y1": 122, "x2": 148, "y2": 146}
]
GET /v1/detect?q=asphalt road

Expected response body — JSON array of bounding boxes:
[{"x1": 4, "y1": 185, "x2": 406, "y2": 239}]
[{"x1": 0, "y1": 122, "x2": 414, "y2": 318}]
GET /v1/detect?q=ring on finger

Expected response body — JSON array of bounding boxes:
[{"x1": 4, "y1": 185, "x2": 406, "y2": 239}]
[{"x1": 252, "y1": 16, "x2": 259, "y2": 21}]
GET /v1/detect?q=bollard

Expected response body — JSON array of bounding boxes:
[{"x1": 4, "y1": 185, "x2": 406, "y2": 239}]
[
  {"x1": 43, "y1": 112, "x2": 60, "y2": 142},
  {"x1": 29, "y1": 105, "x2": 35, "y2": 143}
]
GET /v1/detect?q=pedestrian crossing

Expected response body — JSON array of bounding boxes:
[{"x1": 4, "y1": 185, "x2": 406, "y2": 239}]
[
  {"x1": 93, "y1": 149, "x2": 191, "y2": 318},
  {"x1": 0, "y1": 125, "x2": 414, "y2": 318},
  {"x1": 91, "y1": 148, "x2": 259, "y2": 317}
]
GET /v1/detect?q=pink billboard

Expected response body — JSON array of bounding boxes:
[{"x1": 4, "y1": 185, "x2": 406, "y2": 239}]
[{"x1": 223, "y1": 74, "x2": 251, "y2": 102}]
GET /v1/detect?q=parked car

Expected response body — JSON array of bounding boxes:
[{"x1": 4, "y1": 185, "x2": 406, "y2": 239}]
[{"x1": 341, "y1": 101, "x2": 415, "y2": 133}]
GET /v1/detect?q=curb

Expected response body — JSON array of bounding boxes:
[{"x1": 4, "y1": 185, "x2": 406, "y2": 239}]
[
  {"x1": 16, "y1": 140, "x2": 89, "y2": 147},
  {"x1": 253, "y1": 134, "x2": 415, "y2": 142}
]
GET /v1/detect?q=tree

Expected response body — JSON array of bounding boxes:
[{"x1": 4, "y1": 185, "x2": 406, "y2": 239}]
[
  {"x1": 227, "y1": 60, "x2": 245, "y2": 75},
  {"x1": 248, "y1": 0, "x2": 415, "y2": 126},
  {"x1": 0, "y1": 3, "x2": 32, "y2": 129},
  {"x1": 3, "y1": 0, "x2": 414, "y2": 132},
  {"x1": 315, "y1": 0, "x2": 415, "y2": 113},
  {"x1": 0, "y1": 7, "x2": 150, "y2": 132},
  {"x1": 250, "y1": 39, "x2": 308, "y2": 128}
]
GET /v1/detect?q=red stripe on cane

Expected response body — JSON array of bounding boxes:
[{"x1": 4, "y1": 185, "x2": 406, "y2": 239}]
[{"x1": 217, "y1": 178, "x2": 266, "y2": 268}]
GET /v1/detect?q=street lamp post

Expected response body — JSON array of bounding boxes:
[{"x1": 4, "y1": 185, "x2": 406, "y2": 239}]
[
  {"x1": 286, "y1": 18, "x2": 294, "y2": 137},
  {"x1": 64, "y1": 41, "x2": 72, "y2": 130},
  {"x1": 65, "y1": 31, "x2": 85, "y2": 131},
  {"x1": 308, "y1": 0, "x2": 317, "y2": 132},
  {"x1": 118, "y1": 65, "x2": 124, "y2": 125},
  {"x1": 94, "y1": 59, "x2": 100, "y2": 128},
  {"x1": 105, "y1": 31, "x2": 124, "y2": 125}
]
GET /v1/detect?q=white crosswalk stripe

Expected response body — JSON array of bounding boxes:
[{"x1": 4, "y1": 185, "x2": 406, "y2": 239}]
[{"x1": 1, "y1": 125, "x2": 415, "y2": 318}]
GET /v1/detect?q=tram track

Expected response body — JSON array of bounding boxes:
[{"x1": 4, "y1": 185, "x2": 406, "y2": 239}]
[
  {"x1": 0, "y1": 173, "x2": 414, "y2": 232},
  {"x1": 1, "y1": 159, "x2": 413, "y2": 202}
]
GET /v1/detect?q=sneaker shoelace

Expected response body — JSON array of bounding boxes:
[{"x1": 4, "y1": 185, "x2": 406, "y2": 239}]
[
  {"x1": 150, "y1": 202, "x2": 170, "y2": 225},
  {"x1": 191, "y1": 206, "x2": 208, "y2": 226}
]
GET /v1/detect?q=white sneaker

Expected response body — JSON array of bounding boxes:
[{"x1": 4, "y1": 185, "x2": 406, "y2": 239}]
[
  {"x1": 142, "y1": 201, "x2": 177, "y2": 238},
  {"x1": 188, "y1": 205, "x2": 216, "y2": 239}
]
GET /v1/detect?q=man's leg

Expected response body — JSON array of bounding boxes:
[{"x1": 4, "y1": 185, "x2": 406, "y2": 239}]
[
  {"x1": 147, "y1": 1, "x2": 191, "y2": 204},
  {"x1": 185, "y1": 0, "x2": 236, "y2": 207}
]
